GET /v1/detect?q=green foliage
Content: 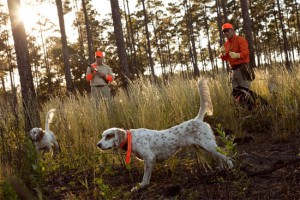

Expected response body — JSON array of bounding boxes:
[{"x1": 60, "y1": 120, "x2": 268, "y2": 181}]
[
  {"x1": 94, "y1": 178, "x2": 112, "y2": 200},
  {"x1": 0, "y1": 180, "x2": 19, "y2": 200},
  {"x1": 215, "y1": 124, "x2": 237, "y2": 157},
  {"x1": 25, "y1": 140, "x2": 43, "y2": 175},
  {"x1": 215, "y1": 124, "x2": 250, "y2": 198}
]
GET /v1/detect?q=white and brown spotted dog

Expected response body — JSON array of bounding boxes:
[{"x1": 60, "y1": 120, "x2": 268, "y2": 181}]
[
  {"x1": 97, "y1": 79, "x2": 233, "y2": 191},
  {"x1": 29, "y1": 109, "x2": 60, "y2": 155}
]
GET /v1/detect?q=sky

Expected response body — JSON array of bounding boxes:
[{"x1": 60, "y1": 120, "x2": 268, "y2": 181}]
[
  {"x1": 18, "y1": 0, "x2": 173, "y2": 33},
  {"x1": 3, "y1": 0, "x2": 173, "y2": 43},
  {"x1": 0, "y1": 0, "x2": 138, "y2": 41},
  {"x1": 1, "y1": 0, "x2": 172, "y2": 89}
]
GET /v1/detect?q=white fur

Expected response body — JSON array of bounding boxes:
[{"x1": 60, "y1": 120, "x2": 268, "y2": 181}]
[
  {"x1": 97, "y1": 79, "x2": 233, "y2": 191},
  {"x1": 29, "y1": 109, "x2": 59, "y2": 155}
]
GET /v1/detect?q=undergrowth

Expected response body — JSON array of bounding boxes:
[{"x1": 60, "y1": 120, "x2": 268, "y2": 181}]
[{"x1": 0, "y1": 65, "x2": 300, "y2": 199}]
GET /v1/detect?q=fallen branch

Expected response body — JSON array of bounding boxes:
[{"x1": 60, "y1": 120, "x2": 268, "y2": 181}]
[{"x1": 242, "y1": 158, "x2": 300, "y2": 177}]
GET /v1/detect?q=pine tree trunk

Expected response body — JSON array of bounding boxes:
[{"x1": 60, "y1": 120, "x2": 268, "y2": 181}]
[
  {"x1": 110, "y1": 0, "x2": 130, "y2": 88},
  {"x1": 7, "y1": 0, "x2": 40, "y2": 131},
  {"x1": 125, "y1": 0, "x2": 138, "y2": 77},
  {"x1": 38, "y1": 22, "x2": 52, "y2": 93},
  {"x1": 56, "y1": 0, "x2": 74, "y2": 92},
  {"x1": 240, "y1": 0, "x2": 256, "y2": 68},
  {"x1": 294, "y1": 0, "x2": 300, "y2": 32},
  {"x1": 204, "y1": 6, "x2": 215, "y2": 74},
  {"x1": 276, "y1": 0, "x2": 292, "y2": 70},
  {"x1": 184, "y1": 0, "x2": 199, "y2": 77},
  {"x1": 141, "y1": 0, "x2": 156, "y2": 80},
  {"x1": 0, "y1": 76, "x2": 5, "y2": 92},
  {"x1": 220, "y1": 0, "x2": 228, "y2": 22},
  {"x1": 216, "y1": 0, "x2": 224, "y2": 46},
  {"x1": 273, "y1": 4, "x2": 284, "y2": 64},
  {"x1": 82, "y1": 0, "x2": 94, "y2": 63}
]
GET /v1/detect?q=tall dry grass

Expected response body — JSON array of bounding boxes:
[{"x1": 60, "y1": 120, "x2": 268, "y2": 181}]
[{"x1": 1, "y1": 64, "x2": 300, "y2": 198}]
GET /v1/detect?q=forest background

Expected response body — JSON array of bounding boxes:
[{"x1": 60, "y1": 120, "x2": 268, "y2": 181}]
[
  {"x1": 0, "y1": 0, "x2": 299, "y2": 125},
  {"x1": 0, "y1": 0, "x2": 299, "y2": 199}
]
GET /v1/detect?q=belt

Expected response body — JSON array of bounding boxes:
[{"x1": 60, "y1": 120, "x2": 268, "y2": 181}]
[
  {"x1": 92, "y1": 85, "x2": 106, "y2": 87},
  {"x1": 231, "y1": 63, "x2": 247, "y2": 70}
]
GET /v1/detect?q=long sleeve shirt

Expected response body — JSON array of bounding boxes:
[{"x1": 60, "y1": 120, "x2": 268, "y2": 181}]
[
  {"x1": 220, "y1": 34, "x2": 250, "y2": 69},
  {"x1": 86, "y1": 63, "x2": 113, "y2": 86}
]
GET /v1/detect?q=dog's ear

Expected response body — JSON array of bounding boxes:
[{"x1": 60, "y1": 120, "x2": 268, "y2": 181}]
[
  {"x1": 36, "y1": 129, "x2": 45, "y2": 141},
  {"x1": 115, "y1": 129, "x2": 126, "y2": 146}
]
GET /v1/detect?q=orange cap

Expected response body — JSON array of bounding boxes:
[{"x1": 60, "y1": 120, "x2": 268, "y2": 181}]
[
  {"x1": 95, "y1": 51, "x2": 103, "y2": 57},
  {"x1": 222, "y1": 23, "x2": 234, "y2": 30}
]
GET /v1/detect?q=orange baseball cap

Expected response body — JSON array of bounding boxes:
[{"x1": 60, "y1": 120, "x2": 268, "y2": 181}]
[
  {"x1": 95, "y1": 51, "x2": 103, "y2": 57},
  {"x1": 222, "y1": 23, "x2": 234, "y2": 31}
]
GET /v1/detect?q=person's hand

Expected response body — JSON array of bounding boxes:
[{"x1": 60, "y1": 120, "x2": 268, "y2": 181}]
[
  {"x1": 229, "y1": 51, "x2": 240, "y2": 58},
  {"x1": 90, "y1": 66, "x2": 97, "y2": 73},
  {"x1": 220, "y1": 46, "x2": 226, "y2": 55}
]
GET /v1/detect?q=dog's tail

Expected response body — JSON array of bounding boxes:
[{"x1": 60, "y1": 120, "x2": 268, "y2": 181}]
[
  {"x1": 195, "y1": 79, "x2": 213, "y2": 121},
  {"x1": 45, "y1": 109, "x2": 56, "y2": 132}
]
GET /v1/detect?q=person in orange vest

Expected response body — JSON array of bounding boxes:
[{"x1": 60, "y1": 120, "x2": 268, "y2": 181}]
[
  {"x1": 219, "y1": 23, "x2": 256, "y2": 109},
  {"x1": 86, "y1": 51, "x2": 114, "y2": 103}
]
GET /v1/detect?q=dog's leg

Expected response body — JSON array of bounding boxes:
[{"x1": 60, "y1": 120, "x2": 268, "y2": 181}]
[
  {"x1": 53, "y1": 141, "x2": 60, "y2": 156},
  {"x1": 131, "y1": 156, "x2": 155, "y2": 192},
  {"x1": 198, "y1": 139, "x2": 233, "y2": 169},
  {"x1": 210, "y1": 148, "x2": 233, "y2": 169},
  {"x1": 206, "y1": 147, "x2": 233, "y2": 169}
]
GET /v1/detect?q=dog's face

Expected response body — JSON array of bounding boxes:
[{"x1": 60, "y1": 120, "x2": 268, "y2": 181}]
[
  {"x1": 97, "y1": 128, "x2": 126, "y2": 150},
  {"x1": 29, "y1": 128, "x2": 45, "y2": 142}
]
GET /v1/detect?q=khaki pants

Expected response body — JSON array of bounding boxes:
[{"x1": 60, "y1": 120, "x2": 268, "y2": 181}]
[
  {"x1": 91, "y1": 85, "x2": 111, "y2": 106},
  {"x1": 231, "y1": 68, "x2": 251, "y2": 89}
]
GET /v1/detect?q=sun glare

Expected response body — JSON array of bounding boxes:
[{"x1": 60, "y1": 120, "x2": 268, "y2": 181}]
[
  {"x1": 18, "y1": 6, "x2": 39, "y2": 31},
  {"x1": 15, "y1": 2, "x2": 78, "y2": 43}
]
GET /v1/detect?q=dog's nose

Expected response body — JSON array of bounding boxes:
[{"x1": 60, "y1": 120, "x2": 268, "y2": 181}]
[{"x1": 97, "y1": 143, "x2": 102, "y2": 148}]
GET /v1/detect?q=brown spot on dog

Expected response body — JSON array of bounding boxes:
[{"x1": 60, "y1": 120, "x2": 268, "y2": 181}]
[{"x1": 36, "y1": 130, "x2": 45, "y2": 141}]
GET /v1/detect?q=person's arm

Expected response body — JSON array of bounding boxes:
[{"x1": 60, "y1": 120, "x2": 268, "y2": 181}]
[
  {"x1": 106, "y1": 67, "x2": 114, "y2": 82},
  {"x1": 98, "y1": 65, "x2": 113, "y2": 83},
  {"x1": 237, "y1": 37, "x2": 250, "y2": 58},
  {"x1": 229, "y1": 37, "x2": 249, "y2": 59},
  {"x1": 86, "y1": 66, "x2": 96, "y2": 81},
  {"x1": 220, "y1": 44, "x2": 230, "y2": 61}
]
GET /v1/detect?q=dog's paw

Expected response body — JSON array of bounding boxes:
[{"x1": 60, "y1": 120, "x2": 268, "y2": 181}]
[
  {"x1": 131, "y1": 182, "x2": 149, "y2": 192},
  {"x1": 131, "y1": 184, "x2": 141, "y2": 192},
  {"x1": 227, "y1": 159, "x2": 234, "y2": 169}
]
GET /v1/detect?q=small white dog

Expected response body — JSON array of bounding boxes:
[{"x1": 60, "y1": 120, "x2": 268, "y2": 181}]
[
  {"x1": 29, "y1": 109, "x2": 60, "y2": 155},
  {"x1": 97, "y1": 79, "x2": 233, "y2": 191}
]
